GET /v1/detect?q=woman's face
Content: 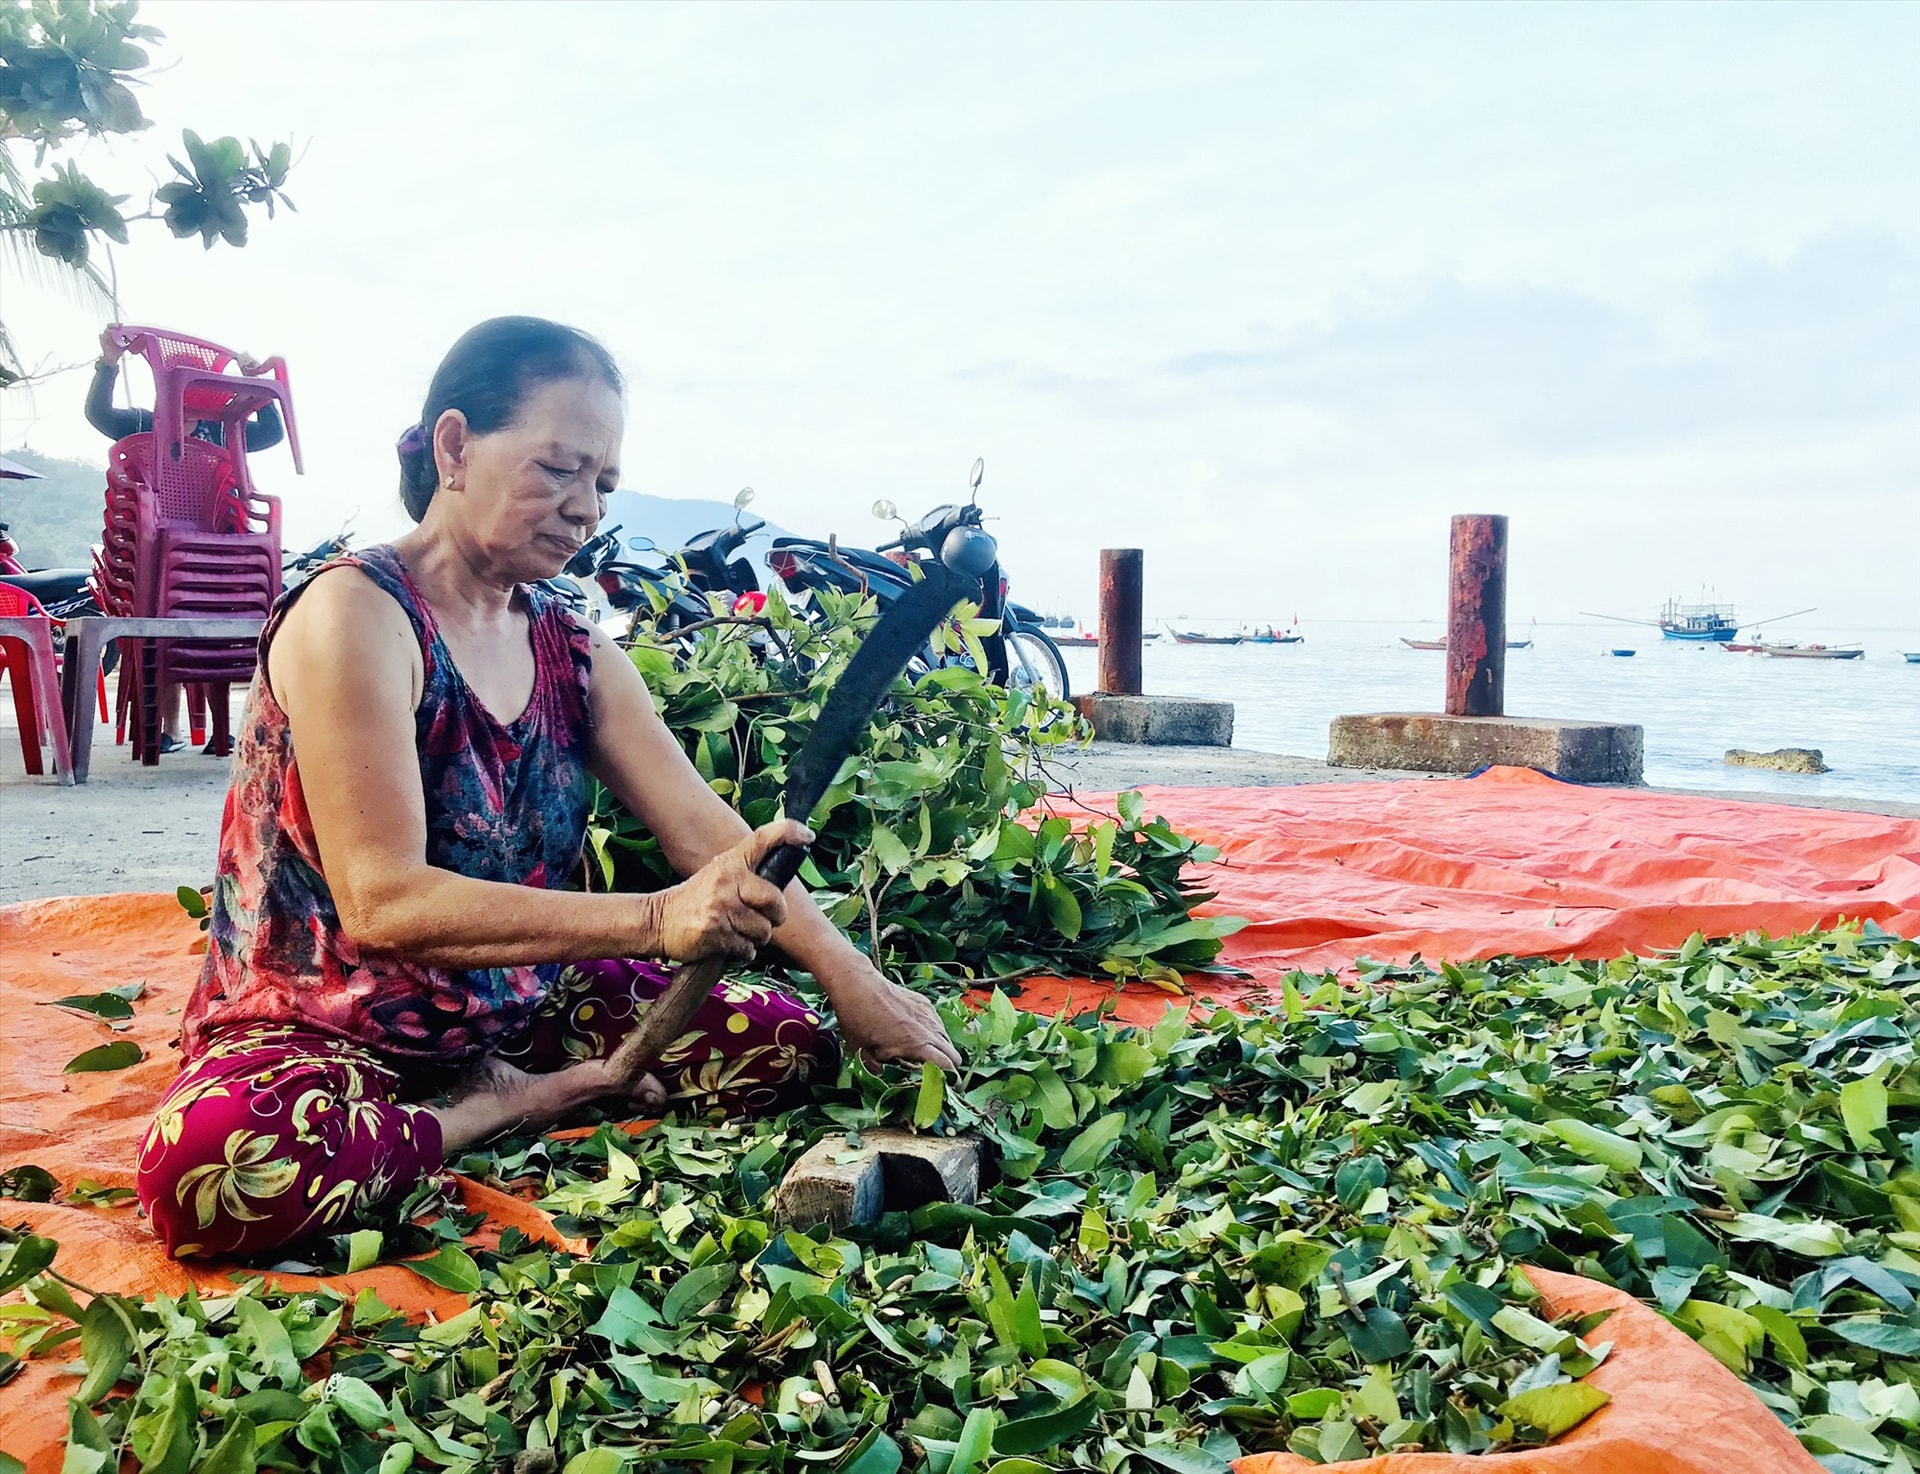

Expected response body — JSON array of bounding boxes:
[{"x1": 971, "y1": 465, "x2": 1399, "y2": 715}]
[{"x1": 433, "y1": 375, "x2": 623, "y2": 583}]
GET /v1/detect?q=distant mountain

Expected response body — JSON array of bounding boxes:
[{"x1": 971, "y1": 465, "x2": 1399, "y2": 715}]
[
  {"x1": 0, "y1": 448, "x2": 105, "y2": 568},
  {"x1": 601, "y1": 491, "x2": 789, "y2": 555},
  {"x1": 0, "y1": 459, "x2": 792, "y2": 572}
]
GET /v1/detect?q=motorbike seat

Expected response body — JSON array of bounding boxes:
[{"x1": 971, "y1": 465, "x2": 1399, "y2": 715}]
[
  {"x1": 770, "y1": 538, "x2": 912, "y2": 578},
  {"x1": 0, "y1": 568, "x2": 90, "y2": 606}
]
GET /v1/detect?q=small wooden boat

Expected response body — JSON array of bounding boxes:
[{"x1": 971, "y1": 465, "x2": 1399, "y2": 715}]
[
  {"x1": 1248, "y1": 627, "x2": 1304, "y2": 645},
  {"x1": 1905, "y1": 652, "x2": 1920, "y2": 664},
  {"x1": 1609, "y1": 649, "x2": 1636, "y2": 658},
  {"x1": 1054, "y1": 632, "x2": 1160, "y2": 648},
  {"x1": 1400, "y1": 636, "x2": 1530, "y2": 651},
  {"x1": 1170, "y1": 629, "x2": 1246, "y2": 646},
  {"x1": 1760, "y1": 643, "x2": 1864, "y2": 660}
]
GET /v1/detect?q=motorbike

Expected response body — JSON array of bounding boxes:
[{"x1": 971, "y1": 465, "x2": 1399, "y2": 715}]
[
  {"x1": 674, "y1": 487, "x2": 768, "y2": 604},
  {"x1": 283, "y1": 532, "x2": 353, "y2": 591},
  {"x1": 550, "y1": 486, "x2": 775, "y2": 638},
  {"x1": 0, "y1": 521, "x2": 97, "y2": 620},
  {"x1": 764, "y1": 459, "x2": 1069, "y2": 699}
]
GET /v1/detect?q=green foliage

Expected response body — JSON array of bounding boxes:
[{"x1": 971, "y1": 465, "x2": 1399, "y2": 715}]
[
  {"x1": 11, "y1": 926, "x2": 1920, "y2": 1467},
  {"x1": 591, "y1": 583, "x2": 1243, "y2": 987},
  {"x1": 154, "y1": 131, "x2": 295, "y2": 252},
  {"x1": 0, "y1": 0, "x2": 155, "y2": 145},
  {"x1": 0, "y1": 1, "x2": 295, "y2": 381}
]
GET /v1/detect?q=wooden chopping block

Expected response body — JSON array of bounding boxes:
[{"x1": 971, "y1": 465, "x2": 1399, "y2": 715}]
[{"x1": 777, "y1": 1129, "x2": 983, "y2": 1229}]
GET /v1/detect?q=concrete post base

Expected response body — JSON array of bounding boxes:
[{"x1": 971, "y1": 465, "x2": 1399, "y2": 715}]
[
  {"x1": 1074, "y1": 693, "x2": 1235, "y2": 747},
  {"x1": 1328, "y1": 713, "x2": 1643, "y2": 784}
]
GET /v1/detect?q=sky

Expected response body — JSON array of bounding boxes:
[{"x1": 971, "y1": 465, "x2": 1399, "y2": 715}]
[{"x1": 3, "y1": 1, "x2": 1916, "y2": 630}]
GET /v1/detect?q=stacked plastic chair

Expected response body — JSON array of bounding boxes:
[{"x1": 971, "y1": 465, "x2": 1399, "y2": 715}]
[{"x1": 87, "y1": 325, "x2": 304, "y2": 763}]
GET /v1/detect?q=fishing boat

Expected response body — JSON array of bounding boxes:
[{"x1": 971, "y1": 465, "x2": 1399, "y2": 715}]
[
  {"x1": 1053, "y1": 631, "x2": 1159, "y2": 648},
  {"x1": 1906, "y1": 652, "x2": 1920, "y2": 664},
  {"x1": 1587, "y1": 602, "x2": 1815, "y2": 647},
  {"x1": 1170, "y1": 628, "x2": 1247, "y2": 646},
  {"x1": 1760, "y1": 643, "x2": 1864, "y2": 660},
  {"x1": 1658, "y1": 598, "x2": 1739, "y2": 642},
  {"x1": 1399, "y1": 636, "x2": 1532, "y2": 651},
  {"x1": 1248, "y1": 625, "x2": 1304, "y2": 645}
]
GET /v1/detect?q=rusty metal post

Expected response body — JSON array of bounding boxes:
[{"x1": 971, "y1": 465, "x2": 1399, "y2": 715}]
[
  {"x1": 1098, "y1": 549, "x2": 1144, "y2": 696},
  {"x1": 1445, "y1": 515, "x2": 1507, "y2": 717}
]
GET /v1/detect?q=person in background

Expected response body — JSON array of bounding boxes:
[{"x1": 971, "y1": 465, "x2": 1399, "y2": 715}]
[
  {"x1": 86, "y1": 330, "x2": 286, "y2": 451},
  {"x1": 85, "y1": 330, "x2": 286, "y2": 753}
]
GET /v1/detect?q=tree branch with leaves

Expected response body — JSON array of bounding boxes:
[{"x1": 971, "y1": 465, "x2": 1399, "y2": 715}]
[{"x1": 0, "y1": 0, "x2": 296, "y2": 385}]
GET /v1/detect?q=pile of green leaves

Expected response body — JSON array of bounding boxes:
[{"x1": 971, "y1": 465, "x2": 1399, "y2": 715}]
[
  {"x1": 587, "y1": 584, "x2": 1241, "y2": 988},
  {"x1": 19, "y1": 924, "x2": 1920, "y2": 1471}
]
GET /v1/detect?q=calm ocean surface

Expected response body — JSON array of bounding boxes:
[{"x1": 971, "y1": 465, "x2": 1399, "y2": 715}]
[{"x1": 1058, "y1": 622, "x2": 1920, "y2": 805}]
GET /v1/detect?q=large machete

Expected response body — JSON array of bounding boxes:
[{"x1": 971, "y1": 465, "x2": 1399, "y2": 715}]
[{"x1": 607, "y1": 563, "x2": 973, "y2": 1085}]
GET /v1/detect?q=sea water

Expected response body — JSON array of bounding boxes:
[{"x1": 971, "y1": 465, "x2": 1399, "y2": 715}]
[{"x1": 1058, "y1": 622, "x2": 1920, "y2": 805}]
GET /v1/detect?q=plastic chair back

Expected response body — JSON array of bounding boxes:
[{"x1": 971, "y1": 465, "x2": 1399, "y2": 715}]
[
  {"x1": 106, "y1": 323, "x2": 306, "y2": 489},
  {"x1": 0, "y1": 581, "x2": 50, "y2": 619}
]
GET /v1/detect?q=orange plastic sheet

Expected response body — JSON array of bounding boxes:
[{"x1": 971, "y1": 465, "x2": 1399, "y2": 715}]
[
  {"x1": 1016, "y1": 766, "x2": 1920, "y2": 1024},
  {"x1": 1233, "y1": 1268, "x2": 1822, "y2": 1474},
  {"x1": 6, "y1": 766, "x2": 1911, "y2": 1467},
  {"x1": 0, "y1": 895, "x2": 579, "y2": 1471}
]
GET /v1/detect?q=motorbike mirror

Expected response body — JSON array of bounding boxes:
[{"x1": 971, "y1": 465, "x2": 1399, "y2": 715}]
[
  {"x1": 734, "y1": 486, "x2": 756, "y2": 511},
  {"x1": 627, "y1": 535, "x2": 657, "y2": 553},
  {"x1": 872, "y1": 499, "x2": 898, "y2": 521},
  {"x1": 969, "y1": 457, "x2": 985, "y2": 491}
]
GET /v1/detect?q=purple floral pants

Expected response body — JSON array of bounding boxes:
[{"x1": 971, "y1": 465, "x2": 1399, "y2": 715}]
[{"x1": 136, "y1": 959, "x2": 837, "y2": 1258}]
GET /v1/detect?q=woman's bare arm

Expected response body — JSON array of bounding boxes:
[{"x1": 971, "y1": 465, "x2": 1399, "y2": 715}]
[
  {"x1": 270, "y1": 568, "x2": 794, "y2": 969},
  {"x1": 584, "y1": 622, "x2": 961, "y2": 1068}
]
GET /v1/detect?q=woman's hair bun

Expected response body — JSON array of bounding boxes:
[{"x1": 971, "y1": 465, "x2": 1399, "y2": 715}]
[
  {"x1": 394, "y1": 422, "x2": 437, "y2": 517},
  {"x1": 398, "y1": 317, "x2": 622, "y2": 523}
]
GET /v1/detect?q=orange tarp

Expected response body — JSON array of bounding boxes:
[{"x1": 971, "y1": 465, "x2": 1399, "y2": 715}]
[
  {"x1": 0, "y1": 895, "x2": 576, "y2": 1471},
  {"x1": 1236, "y1": 1268, "x2": 1821, "y2": 1474},
  {"x1": 1020, "y1": 767, "x2": 1920, "y2": 1024},
  {"x1": 7, "y1": 767, "x2": 1912, "y2": 1468}
]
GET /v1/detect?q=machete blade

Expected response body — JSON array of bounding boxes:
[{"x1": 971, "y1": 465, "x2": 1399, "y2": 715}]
[
  {"x1": 780, "y1": 563, "x2": 973, "y2": 840},
  {"x1": 603, "y1": 561, "x2": 976, "y2": 1080}
]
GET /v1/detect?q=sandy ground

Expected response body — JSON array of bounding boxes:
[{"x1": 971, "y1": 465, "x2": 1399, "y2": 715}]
[{"x1": 3, "y1": 699, "x2": 1915, "y2": 905}]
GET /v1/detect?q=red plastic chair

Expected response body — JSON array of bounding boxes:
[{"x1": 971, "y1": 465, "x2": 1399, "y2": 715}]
[
  {"x1": 104, "y1": 324, "x2": 305, "y2": 496},
  {"x1": 0, "y1": 581, "x2": 75, "y2": 781},
  {"x1": 87, "y1": 358, "x2": 292, "y2": 763}
]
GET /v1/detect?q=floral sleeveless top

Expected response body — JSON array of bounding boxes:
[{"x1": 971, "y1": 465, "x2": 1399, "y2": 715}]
[{"x1": 180, "y1": 545, "x2": 595, "y2": 1065}]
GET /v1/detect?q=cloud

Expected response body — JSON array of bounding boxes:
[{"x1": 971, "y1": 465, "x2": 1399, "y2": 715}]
[{"x1": 1155, "y1": 227, "x2": 1920, "y2": 456}]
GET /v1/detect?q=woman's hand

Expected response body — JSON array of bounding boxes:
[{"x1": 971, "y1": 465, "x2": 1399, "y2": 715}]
[
  {"x1": 653, "y1": 818, "x2": 813, "y2": 963},
  {"x1": 97, "y1": 329, "x2": 123, "y2": 365},
  {"x1": 822, "y1": 953, "x2": 962, "y2": 1071}
]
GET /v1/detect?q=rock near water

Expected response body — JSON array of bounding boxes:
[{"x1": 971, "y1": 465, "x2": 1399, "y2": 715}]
[{"x1": 1725, "y1": 746, "x2": 1830, "y2": 774}]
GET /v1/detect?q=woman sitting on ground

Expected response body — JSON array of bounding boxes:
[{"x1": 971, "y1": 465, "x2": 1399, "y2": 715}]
[{"x1": 137, "y1": 316, "x2": 957, "y2": 1259}]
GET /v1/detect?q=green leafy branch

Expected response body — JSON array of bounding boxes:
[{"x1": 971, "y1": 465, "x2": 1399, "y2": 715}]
[{"x1": 591, "y1": 579, "x2": 1243, "y2": 987}]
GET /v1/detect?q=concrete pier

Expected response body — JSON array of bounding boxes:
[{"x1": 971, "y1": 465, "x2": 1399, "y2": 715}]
[
  {"x1": 1331, "y1": 514, "x2": 1644, "y2": 784},
  {"x1": 1329, "y1": 713, "x2": 1643, "y2": 784},
  {"x1": 1073, "y1": 546, "x2": 1235, "y2": 747}
]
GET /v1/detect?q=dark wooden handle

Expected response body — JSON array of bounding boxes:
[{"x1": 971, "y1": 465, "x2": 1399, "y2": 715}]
[{"x1": 604, "y1": 840, "x2": 809, "y2": 1086}]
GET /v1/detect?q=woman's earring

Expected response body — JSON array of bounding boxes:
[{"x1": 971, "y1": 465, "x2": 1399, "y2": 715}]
[{"x1": 443, "y1": 474, "x2": 455, "y2": 490}]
